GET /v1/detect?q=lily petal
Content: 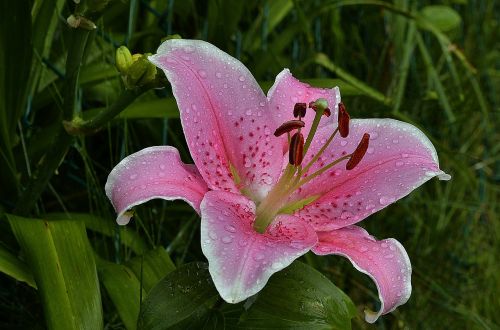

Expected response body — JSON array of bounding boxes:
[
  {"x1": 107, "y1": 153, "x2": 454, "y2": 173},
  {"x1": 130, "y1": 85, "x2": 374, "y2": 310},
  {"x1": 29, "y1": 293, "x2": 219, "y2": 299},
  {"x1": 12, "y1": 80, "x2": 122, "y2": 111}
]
[
  {"x1": 296, "y1": 119, "x2": 450, "y2": 231},
  {"x1": 200, "y1": 190, "x2": 317, "y2": 303},
  {"x1": 149, "y1": 39, "x2": 282, "y2": 200},
  {"x1": 267, "y1": 69, "x2": 340, "y2": 138},
  {"x1": 312, "y1": 226, "x2": 411, "y2": 323},
  {"x1": 105, "y1": 146, "x2": 208, "y2": 224}
]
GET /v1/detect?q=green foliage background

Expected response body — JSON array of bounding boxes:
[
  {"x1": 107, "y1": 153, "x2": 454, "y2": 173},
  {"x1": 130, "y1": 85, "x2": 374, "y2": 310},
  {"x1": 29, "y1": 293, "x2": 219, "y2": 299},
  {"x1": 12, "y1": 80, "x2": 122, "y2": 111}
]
[{"x1": 0, "y1": 0, "x2": 498, "y2": 329}]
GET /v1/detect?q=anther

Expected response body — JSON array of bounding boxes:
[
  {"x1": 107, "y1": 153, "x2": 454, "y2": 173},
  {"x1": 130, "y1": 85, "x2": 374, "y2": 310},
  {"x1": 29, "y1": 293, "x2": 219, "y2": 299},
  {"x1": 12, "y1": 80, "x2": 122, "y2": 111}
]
[
  {"x1": 308, "y1": 102, "x2": 331, "y2": 117},
  {"x1": 293, "y1": 103, "x2": 307, "y2": 118},
  {"x1": 338, "y1": 102, "x2": 350, "y2": 137},
  {"x1": 346, "y1": 133, "x2": 370, "y2": 170},
  {"x1": 289, "y1": 132, "x2": 305, "y2": 165},
  {"x1": 274, "y1": 120, "x2": 305, "y2": 137}
]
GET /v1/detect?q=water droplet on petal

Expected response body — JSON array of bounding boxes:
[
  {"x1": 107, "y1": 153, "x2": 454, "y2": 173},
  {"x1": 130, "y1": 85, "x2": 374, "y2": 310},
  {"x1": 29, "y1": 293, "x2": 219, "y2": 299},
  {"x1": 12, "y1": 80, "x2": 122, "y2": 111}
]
[
  {"x1": 395, "y1": 161, "x2": 403, "y2": 167},
  {"x1": 245, "y1": 109, "x2": 252, "y2": 116},
  {"x1": 184, "y1": 46, "x2": 195, "y2": 53},
  {"x1": 359, "y1": 246, "x2": 369, "y2": 252},
  {"x1": 379, "y1": 196, "x2": 395, "y2": 205},
  {"x1": 271, "y1": 262, "x2": 283, "y2": 270},
  {"x1": 225, "y1": 224, "x2": 236, "y2": 233},
  {"x1": 198, "y1": 70, "x2": 207, "y2": 78},
  {"x1": 367, "y1": 147, "x2": 374, "y2": 154},
  {"x1": 222, "y1": 236, "x2": 233, "y2": 244},
  {"x1": 129, "y1": 174, "x2": 137, "y2": 180},
  {"x1": 340, "y1": 140, "x2": 348, "y2": 147},
  {"x1": 208, "y1": 231, "x2": 218, "y2": 240},
  {"x1": 340, "y1": 211, "x2": 352, "y2": 220},
  {"x1": 253, "y1": 253, "x2": 264, "y2": 261},
  {"x1": 238, "y1": 75, "x2": 245, "y2": 82},
  {"x1": 159, "y1": 164, "x2": 166, "y2": 170},
  {"x1": 370, "y1": 132, "x2": 379, "y2": 140},
  {"x1": 216, "y1": 72, "x2": 222, "y2": 78}
]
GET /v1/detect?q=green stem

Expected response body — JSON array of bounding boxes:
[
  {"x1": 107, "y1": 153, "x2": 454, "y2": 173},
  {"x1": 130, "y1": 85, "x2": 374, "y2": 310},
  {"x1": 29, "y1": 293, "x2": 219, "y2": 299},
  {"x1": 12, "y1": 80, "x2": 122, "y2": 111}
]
[
  {"x1": 64, "y1": 87, "x2": 148, "y2": 135},
  {"x1": 302, "y1": 107, "x2": 323, "y2": 157},
  {"x1": 301, "y1": 128, "x2": 338, "y2": 175}
]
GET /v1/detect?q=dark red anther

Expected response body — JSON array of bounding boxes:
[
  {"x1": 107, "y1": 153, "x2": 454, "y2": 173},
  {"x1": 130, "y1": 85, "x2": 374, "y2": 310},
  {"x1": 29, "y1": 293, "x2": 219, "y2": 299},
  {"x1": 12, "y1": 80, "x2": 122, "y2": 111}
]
[
  {"x1": 308, "y1": 102, "x2": 331, "y2": 117},
  {"x1": 289, "y1": 132, "x2": 304, "y2": 165},
  {"x1": 346, "y1": 133, "x2": 370, "y2": 170},
  {"x1": 274, "y1": 120, "x2": 305, "y2": 137},
  {"x1": 293, "y1": 103, "x2": 307, "y2": 118},
  {"x1": 338, "y1": 102, "x2": 350, "y2": 138}
]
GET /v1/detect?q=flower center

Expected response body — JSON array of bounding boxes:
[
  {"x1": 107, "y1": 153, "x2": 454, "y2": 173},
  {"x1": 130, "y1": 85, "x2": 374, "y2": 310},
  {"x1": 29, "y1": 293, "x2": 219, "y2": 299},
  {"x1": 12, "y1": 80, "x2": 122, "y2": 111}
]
[{"x1": 253, "y1": 98, "x2": 370, "y2": 233}]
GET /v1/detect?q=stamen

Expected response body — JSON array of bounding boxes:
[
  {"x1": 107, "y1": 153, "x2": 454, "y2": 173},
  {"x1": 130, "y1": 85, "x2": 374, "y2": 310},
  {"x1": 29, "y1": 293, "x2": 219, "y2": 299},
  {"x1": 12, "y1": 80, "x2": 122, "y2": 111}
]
[
  {"x1": 289, "y1": 132, "x2": 304, "y2": 165},
  {"x1": 293, "y1": 103, "x2": 307, "y2": 118},
  {"x1": 346, "y1": 133, "x2": 370, "y2": 170},
  {"x1": 309, "y1": 102, "x2": 331, "y2": 117},
  {"x1": 274, "y1": 120, "x2": 305, "y2": 137},
  {"x1": 338, "y1": 102, "x2": 350, "y2": 137}
]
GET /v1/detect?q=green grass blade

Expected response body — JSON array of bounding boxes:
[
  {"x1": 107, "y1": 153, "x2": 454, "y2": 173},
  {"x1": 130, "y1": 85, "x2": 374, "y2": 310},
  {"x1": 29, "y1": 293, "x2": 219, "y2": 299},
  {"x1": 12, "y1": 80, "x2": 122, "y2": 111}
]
[
  {"x1": 415, "y1": 32, "x2": 456, "y2": 122},
  {"x1": 7, "y1": 214, "x2": 103, "y2": 330},
  {"x1": 0, "y1": 244, "x2": 36, "y2": 288},
  {"x1": 127, "y1": 247, "x2": 176, "y2": 293},
  {"x1": 314, "y1": 53, "x2": 391, "y2": 105},
  {"x1": 97, "y1": 258, "x2": 145, "y2": 330}
]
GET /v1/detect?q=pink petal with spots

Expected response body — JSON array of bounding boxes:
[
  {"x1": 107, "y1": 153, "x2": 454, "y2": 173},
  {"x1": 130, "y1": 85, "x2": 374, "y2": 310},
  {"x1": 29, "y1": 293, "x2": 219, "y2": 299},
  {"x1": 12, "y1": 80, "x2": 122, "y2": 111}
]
[
  {"x1": 149, "y1": 39, "x2": 282, "y2": 200},
  {"x1": 200, "y1": 191, "x2": 317, "y2": 303},
  {"x1": 267, "y1": 69, "x2": 341, "y2": 138},
  {"x1": 295, "y1": 119, "x2": 450, "y2": 231},
  {"x1": 105, "y1": 146, "x2": 208, "y2": 225},
  {"x1": 312, "y1": 226, "x2": 412, "y2": 323}
]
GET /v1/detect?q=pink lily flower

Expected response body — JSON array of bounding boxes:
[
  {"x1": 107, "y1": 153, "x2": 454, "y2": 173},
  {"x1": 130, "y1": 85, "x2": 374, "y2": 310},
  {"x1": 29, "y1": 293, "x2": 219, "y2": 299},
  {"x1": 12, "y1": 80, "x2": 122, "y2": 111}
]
[{"x1": 105, "y1": 39, "x2": 450, "y2": 323}]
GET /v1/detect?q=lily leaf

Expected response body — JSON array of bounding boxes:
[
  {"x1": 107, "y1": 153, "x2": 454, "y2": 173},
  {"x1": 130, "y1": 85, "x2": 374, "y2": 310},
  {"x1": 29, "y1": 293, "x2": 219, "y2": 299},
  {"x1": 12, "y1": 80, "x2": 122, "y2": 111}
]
[
  {"x1": 241, "y1": 261, "x2": 357, "y2": 329},
  {"x1": 7, "y1": 214, "x2": 103, "y2": 330},
  {"x1": 137, "y1": 262, "x2": 220, "y2": 329}
]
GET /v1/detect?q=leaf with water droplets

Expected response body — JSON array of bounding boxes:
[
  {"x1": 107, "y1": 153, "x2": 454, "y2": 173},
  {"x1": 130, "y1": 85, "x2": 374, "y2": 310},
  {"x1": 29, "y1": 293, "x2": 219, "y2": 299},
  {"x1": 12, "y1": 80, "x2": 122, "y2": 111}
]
[
  {"x1": 241, "y1": 261, "x2": 356, "y2": 329},
  {"x1": 137, "y1": 262, "x2": 220, "y2": 330}
]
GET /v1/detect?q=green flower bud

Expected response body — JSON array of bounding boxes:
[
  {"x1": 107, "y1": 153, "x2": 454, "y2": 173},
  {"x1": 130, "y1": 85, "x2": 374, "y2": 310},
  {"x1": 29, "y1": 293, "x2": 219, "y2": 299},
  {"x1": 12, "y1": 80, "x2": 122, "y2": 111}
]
[
  {"x1": 124, "y1": 56, "x2": 157, "y2": 89},
  {"x1": 115, "y1": 46, "x2": 133, "y2": 74}
]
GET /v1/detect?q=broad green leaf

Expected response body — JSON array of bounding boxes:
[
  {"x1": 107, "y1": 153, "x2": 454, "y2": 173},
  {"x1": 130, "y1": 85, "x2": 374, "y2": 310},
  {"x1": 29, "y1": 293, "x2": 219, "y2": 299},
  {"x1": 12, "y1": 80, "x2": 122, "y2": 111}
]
[
  {"x1": 7, "y1": 214, "x2": 103, "y2": 330},
  {"x1": 46, "y1": 212, "x2": 148, "y2": 254},
  {"x1": 0, "y1": 244, "x2": 36, "y2": 288},
  {"x1": 241, "y1": 261, "x2": 357, "y2": 329},
  {"x1": 97, "y1": 258, "x2": 145, "y2": 330},
  {"x1": 127, "y1": 247, "x2": 176, "y2": 292},
  {"x1": 420, "y1": 5, "x2": 462, "y2": 33},
  {"x1": 137, "y1": 262, "x2": 220, "y2": 330}
]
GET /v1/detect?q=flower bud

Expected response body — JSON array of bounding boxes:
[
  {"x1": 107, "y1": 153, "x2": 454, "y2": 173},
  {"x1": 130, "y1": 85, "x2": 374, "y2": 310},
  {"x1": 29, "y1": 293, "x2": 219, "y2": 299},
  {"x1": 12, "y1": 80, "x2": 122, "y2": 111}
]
[{"x1": 115, "y1": 46, "x2": 133, "y2": 74}]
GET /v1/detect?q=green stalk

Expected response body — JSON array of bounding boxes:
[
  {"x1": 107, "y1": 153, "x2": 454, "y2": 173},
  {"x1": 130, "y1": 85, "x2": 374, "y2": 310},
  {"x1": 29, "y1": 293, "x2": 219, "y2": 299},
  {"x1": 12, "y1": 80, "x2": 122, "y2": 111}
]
[{"x1": 64, "y1": 87, "x2": 148, "y2": 135}]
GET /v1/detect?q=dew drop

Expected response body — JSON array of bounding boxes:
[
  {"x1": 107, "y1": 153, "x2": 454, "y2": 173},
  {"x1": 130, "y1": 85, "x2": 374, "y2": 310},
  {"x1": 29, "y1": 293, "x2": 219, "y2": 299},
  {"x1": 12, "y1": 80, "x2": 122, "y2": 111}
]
[
  {"x1": 222, "y1": 236, "x2": 233, "y2": 244},
  {"x1": 340, "y1": 211, "x2": 352, "y2": 220},
  {"x1": 198, "y1": 70, "x2": 207, "y2": 78},
  {"x1": 359, "y1": 246, "x2": 369, "y2": 252},
  {"x1": 271, "y1": 262, "x2": 283, "y2": 270},
  {"x1": 159, "y1": 164, "x2": 166, "y2": 170},
  {"x1": 245, "y1": 109, "x2": 252, "y2": 116},
  {"x1": 216, "y1": 72, "x2": 222, "y2": 78},
  {"x1": 225, "y1": 224, "x2": 236, "y2": 233},
  {"x1": 340, "y1": 140, "x2": 348, "y2": 147},
  {"x1": 208, "y1": 231, "x2": 218, "y2": 240},
  {"x1": 370, "y1": 132, "x2": 379, "y2": 140},
  {"x1": 379, "y1": 196, "x2": 395, "y2": 205},
  {"x1": 395, "y1": 161, "x2": 403, "y2": 167},
  {"x1": 184, "y1": 46, "x2": 195, "y2": 53},
  {"x1": 384, "y1": 253, "x2": 394, "y2": 259},
  {"x1": 129, "y1": 174, "x2": 138, "y2": 180},
  {"x1": 253, "y1": 253, "x2": 264, "y2": 261},
  {"x1": 392, "y1": 139, "x2": 399, "y2": 144},
  {"x1": 367, "y1": 147, "x2": 374, "y2": 154},
  {"x1": 238, "y1": 75, "x2": 246, "y2": 82}
]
